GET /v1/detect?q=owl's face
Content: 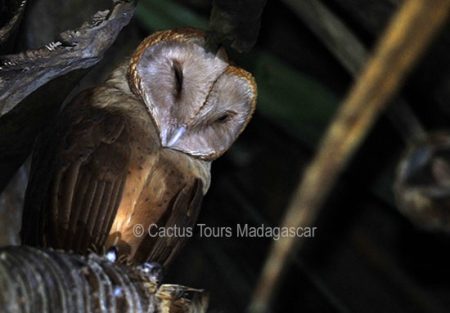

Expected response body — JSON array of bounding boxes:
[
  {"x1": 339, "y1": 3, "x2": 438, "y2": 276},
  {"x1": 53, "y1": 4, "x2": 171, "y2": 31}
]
[{"x1": 128, "y1": 29, "x2": 256, "y2": 160}]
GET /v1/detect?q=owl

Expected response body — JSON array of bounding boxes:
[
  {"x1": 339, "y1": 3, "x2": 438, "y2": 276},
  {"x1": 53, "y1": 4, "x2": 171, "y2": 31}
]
[{"x1": 20, "y1": 28, "x2": 256, "y2": 265}]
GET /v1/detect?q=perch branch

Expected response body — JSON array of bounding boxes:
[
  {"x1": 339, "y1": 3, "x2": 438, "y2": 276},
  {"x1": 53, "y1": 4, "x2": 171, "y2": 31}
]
[{"x1": 248, "y1": 1, "x2": 450, "y2": 312}]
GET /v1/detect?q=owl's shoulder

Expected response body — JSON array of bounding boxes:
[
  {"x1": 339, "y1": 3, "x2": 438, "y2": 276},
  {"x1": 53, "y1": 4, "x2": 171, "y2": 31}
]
[{"x1": 64, "y1": 83, "x2": 156, "y2": 142}]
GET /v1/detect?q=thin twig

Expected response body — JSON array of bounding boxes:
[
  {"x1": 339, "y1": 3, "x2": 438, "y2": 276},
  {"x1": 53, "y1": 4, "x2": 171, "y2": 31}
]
[
  {"x1": 284, "y1": 0, "x2": 367, "y2": 75},
  {"x1": 248, "y1": 1, "x2": 450, "y2": 312},
  {"x1": 283, "y1": 0, "x2": 426, "y2": 143}
]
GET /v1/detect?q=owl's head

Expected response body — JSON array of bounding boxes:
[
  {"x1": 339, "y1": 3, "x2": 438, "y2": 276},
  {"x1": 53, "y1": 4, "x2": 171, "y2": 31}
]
[{"x1": 128, "y1": 28, "x2": 256, "y2": 161}]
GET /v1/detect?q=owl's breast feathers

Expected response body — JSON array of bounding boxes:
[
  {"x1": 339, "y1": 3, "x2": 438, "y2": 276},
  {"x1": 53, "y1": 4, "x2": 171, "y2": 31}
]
[{"x1": 21, "y1": 66, "x2": 211, "y2": 265}]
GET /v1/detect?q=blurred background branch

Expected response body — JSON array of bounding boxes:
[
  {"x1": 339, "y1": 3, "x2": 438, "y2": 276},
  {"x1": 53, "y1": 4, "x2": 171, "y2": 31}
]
[
  {"x1": 208, "y1": 0, "x2": 267, "y2": 52},
  {"x1": 283, "y1": 0, "x2": 426, "y2": 144}
]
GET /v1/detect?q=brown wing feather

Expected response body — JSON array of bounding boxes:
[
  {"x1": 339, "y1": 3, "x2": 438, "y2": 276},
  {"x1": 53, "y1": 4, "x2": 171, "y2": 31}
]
[
  {"x1": 105, "y1": 147, "x2": 209, "y2": 265},
  {"x1": 141, "y1": 178, "x2": 203, "y2": 266},
  {"x1": 21, "y1": 90, "x2": 131, "y2": 254}
]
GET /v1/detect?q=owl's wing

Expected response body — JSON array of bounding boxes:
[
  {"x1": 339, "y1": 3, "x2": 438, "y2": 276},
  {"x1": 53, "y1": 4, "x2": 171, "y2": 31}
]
[
  {"x1": 21, "y1": 90, "x2": 131, "y2": 253},
  {"x1": 140, "y1": 178, "x2": 204, "y2": 266}
]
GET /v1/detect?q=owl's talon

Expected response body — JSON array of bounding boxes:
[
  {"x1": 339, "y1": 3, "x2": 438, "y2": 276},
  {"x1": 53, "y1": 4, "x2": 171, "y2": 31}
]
[
  {"x1": 137, "y1": 262, "x2": 164, "y2": 286},
  {"x1": 104, "y1": 246, "x2": 119, "y2": 263}
]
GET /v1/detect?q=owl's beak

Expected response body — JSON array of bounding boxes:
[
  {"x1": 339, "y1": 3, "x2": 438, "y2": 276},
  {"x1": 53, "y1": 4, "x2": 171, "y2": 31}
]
[{"x1": 163, "y1": 126, "x2": 186, "y2": 147}]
